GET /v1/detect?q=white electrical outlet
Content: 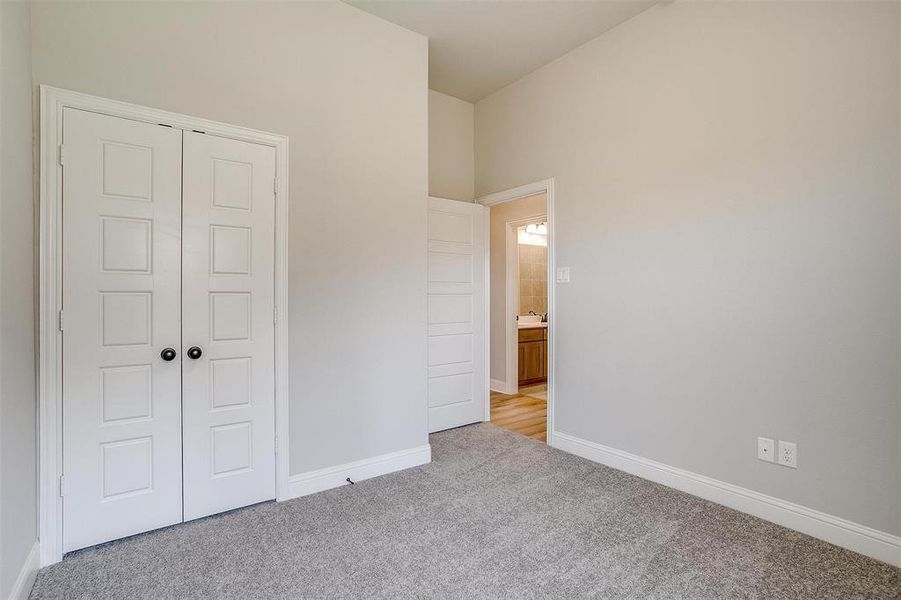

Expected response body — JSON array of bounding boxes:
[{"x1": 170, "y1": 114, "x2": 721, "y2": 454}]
[
  {"x1": 757, "y1": 437, "x2": 775, "y2": 463},
  {"x1": 778, "y1": 440, "x2": 797, "y2": 468},
  {"x1": 556, "y1": 267, "x2": 570, "y2": 283}
]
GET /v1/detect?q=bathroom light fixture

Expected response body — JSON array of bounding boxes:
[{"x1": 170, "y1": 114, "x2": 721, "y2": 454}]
[
  {"x1": 525, "y1": 222, "x2": 547, "y2": 235},
  {"x1": 519, "y1": 222, "x2": 548, "y2": 246}
]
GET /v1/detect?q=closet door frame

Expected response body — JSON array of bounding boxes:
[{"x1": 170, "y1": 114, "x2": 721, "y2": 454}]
[{"x1": 38, "y1": 86, "x2": 290, "y2": 567}]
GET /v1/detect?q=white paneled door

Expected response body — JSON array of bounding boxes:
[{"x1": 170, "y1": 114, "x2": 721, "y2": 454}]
[
  {"x1": 62, "y1": 108, "x2": 184, "y2": 552},
  {"x1": 182, "y1": 132, "x2": 276, "y2": 521},
  {"x1": 61, "y1": 109, "x2": 277, "y2": 552},
  {"x1": 427, "y1": 198, "x2": 487, "y2": 433}
]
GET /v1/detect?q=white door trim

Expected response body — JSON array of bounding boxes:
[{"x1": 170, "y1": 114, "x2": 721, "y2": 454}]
[
  {"x1": 483, "y1": 202, "x2": 491, "y2": 421},
  {"x1": 478, "y1": 179, "x2": 556, "y2": 444},
  {"x1": 504, "y1": 214, "x2": 548, "y2": 396},
  {"x1": 38, "y1": 86, "x2": 290, "y2": 566}
]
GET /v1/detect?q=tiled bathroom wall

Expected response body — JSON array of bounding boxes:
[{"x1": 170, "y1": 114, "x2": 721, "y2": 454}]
[{"x1": 518, "y1": 243, "x2": 547, "y2": 315}]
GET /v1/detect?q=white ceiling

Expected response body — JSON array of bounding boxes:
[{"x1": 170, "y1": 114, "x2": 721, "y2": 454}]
[{"x1": 345, "y1": 0, "x2": 657, "y2": 103}]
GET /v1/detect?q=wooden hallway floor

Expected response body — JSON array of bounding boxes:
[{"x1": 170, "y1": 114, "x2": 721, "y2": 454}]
[{"x1": 489, "y1": 384, "x2": 547, "y2": 443}]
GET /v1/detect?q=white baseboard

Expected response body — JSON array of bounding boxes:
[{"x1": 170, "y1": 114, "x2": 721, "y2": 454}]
[
  {"x1": 7, "y1": 542, "x2": 39, "y2": 600},
  {"x1": 490, "y1": 378, "x2": 515, "y2": 394},
  {"x1": 551, "y1": 431, "x2": 901, "y2": 567},
  {"x1": 286, "y1": 444, "x2": 431, "y2": 499}
]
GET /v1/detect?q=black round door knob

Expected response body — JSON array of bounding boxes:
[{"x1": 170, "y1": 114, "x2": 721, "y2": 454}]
[
  {"x1": 187, "y1": 346, "x2": 203, "y2": 360},
  {"x1": 160, "y1": 347, "x2": 177, "y2": 362}
]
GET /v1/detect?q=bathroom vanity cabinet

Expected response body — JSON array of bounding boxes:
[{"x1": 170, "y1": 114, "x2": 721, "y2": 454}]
[{"x1": 518, "y1": 326, "x2": 547, "y2": 386}]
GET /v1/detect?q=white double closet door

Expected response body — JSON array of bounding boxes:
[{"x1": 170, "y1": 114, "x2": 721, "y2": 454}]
[{"x1": 62, "y1": 108, "x2": 277, "y2": 552}]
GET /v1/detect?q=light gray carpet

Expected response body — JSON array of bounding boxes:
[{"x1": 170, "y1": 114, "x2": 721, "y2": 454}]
[{"x1": 31, "y1": 424, "x2": 899, "y2": 599}]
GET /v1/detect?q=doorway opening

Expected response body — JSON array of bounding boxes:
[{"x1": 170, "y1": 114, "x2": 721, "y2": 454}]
[{"x1": 479, "y1": 180, "x2": 555, "y2": 445}]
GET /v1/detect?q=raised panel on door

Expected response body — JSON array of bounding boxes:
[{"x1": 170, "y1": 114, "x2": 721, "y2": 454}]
[
  {"x1": 181, "y1": 131, "x2": 276, "y2": 521},
  {"x1": 427, "y1": 198, "x2": 487, "y2": 433},
  {"x1": 61, "y1": 108, "x2": 183, "y2": 551}
]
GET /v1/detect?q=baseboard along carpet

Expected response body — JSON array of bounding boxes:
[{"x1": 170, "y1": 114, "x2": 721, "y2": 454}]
[{"x1": 31, "y1": 424, "x2": 898, "y2": 599}]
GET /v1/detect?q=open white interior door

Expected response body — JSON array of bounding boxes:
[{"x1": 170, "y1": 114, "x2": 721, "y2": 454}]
[{"x1": 427, "y1": 197, "x2": 487, "y2": 433}]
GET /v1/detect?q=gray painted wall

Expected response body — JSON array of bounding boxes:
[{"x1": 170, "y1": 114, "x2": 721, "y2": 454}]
[
  {"x1": 476, "y1": 1, "x2": 900, "y2": 535},
  {"x1": 429, "y1": 89, "x2": 474, "y2": 202},
  {"x1": 1, "y1": 0, "x2": 37, "y2": 595},
  {"x1": 30, "y1": 0, "x2": 429, "y2": 476}
]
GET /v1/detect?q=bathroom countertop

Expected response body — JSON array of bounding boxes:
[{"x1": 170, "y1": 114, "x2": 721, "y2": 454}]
[{"x1": 518, "y1": 321, "x2": 548, "y2": 329}]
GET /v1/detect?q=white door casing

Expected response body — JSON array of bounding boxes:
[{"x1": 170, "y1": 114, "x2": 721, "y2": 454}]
[
  {"x1": 427, "y1": 197, "x2": 487, "y2": 433},
  {"x1": 477, "y1": 178, "x2": 555, "y2": 445},
  {"x1": 62, "y1": 108, "x2": 184, "y2": 551},
  {"x1": 181, "y1": 132, "x2": 277, "y2": 520}
]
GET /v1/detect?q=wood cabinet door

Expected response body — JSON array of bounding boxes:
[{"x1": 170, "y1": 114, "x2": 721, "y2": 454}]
[{"x1": 520, "y1": 341, "x2": 544, "y2": 384}]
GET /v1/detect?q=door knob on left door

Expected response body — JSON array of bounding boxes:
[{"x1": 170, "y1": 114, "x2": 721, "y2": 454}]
[
  {"x1": 187, "y1": 346, "x2": 203, "y2": 360},
  {"x1": 160, "y1": 347, "x2": 177, "y2": 362}
]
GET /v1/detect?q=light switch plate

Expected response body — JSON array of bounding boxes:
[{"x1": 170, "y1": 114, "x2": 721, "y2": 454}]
[
  {"x1": 556, "y1": 267, "x2": 570, "y2": 283},
  {"x1": 757, "y1": 437, "x2": 775, "y2": 463}
]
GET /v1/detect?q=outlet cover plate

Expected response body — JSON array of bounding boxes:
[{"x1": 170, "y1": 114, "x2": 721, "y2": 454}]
[
  {"x1": 757, "y1": 437, "x2": 775, "y2": 463},
  {"x1": 778, "y1": 440, "x2": 798, "y2": 468}
]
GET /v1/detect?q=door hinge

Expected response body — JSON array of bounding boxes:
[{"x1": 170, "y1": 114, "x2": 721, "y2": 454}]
[
  {"x1": 274, "y1": 436, "x2": 278, "y2": 454},
  {"x1": 59, "y1": 474, "x2": 65, "y2": 497},
  {"x1": 273, "y1": 307, "x2": 278, "y2": 326},
  {"x1": 58, "y1": 310, "x2": 64, "y2": 332},
  {"x1": 273, "y1": 177, "x2": 278, "y2": 197},
  {"x1": 58, "y1": 144, "x2": 66, "y2": 166}
]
